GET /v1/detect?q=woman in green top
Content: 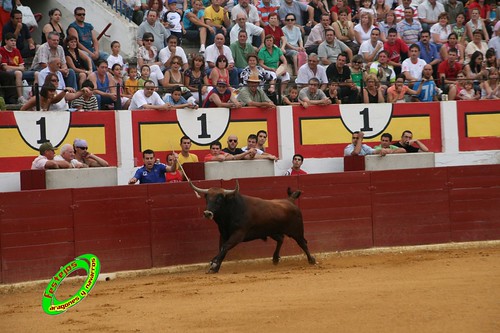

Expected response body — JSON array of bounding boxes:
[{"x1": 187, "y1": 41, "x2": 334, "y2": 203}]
[{"x1": 349, "y1": 55, "x2": 366, "y2": 90}]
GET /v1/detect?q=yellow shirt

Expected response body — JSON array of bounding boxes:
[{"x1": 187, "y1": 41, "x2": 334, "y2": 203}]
[
  {"x1": 125, "y1": 78, "x2": 139, "y2": 95},
  {"x1": 203, "y1": 6, "x2": 228, "y2": 27},
  {"x1": 176, "y1": 153, "x2": 199, "y2": 170}
]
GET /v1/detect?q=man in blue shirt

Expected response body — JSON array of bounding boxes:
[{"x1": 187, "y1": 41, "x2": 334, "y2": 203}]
[
  {"x1": 67, "y1": 7, "x2": 108, "y2": 66},
  {"x1": 412, "y1": 65, "x2": 438, "y2": 102},
  {"x1": 417, "y1": 30, "x2": 440, "y2": 77},
  {"x1": 129, "y1": 149, "x2": 176, "y2": 184}
]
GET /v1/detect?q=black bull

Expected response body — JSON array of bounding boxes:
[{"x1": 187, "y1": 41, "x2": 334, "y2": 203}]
[{"x1": 189, "y1": 180, "x2": 316, "y2": 273}]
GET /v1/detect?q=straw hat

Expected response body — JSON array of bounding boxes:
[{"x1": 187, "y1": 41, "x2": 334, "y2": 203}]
[{"x1": 247, "y1": 74, "x2": 260, "y2": 83}]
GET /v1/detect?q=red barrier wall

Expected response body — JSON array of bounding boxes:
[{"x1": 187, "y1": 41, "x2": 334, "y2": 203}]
[{"x1": 1, "y1": 165, "x2": 499, "y2": 284}]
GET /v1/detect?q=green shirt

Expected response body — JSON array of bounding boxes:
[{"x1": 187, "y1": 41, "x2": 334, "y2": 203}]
[
  {"x1": 257, "y1": 45, "x2": 283, "y2": 69},
  {"x1": 237, "y1": 87, "x2": 272, "y2": 105},
  {"x1": 230, "y1": 42, "x2": 255, "y2": 69},
  {"x1": 374, "y1": 144, "x2": 400, "y2": 150}
]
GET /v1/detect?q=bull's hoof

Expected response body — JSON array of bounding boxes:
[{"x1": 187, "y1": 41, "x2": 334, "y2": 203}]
[
  {"x1": 272, "y1": 256, "x2": 280, "y2": 265},
  {"x1": 308, "y1": 257, "x2": 317, "y2": 265},
  {"x1": 207, "y1": 262, "x2": 220, "y2": 274}
]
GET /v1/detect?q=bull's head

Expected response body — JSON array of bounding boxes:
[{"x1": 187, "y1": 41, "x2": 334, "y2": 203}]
[{"x1": 189, "y1": 180, "x2": 239, "y2": 219}]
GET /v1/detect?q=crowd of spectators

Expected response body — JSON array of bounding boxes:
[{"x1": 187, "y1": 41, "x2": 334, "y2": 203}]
[{"x1": 2, "y1": 1, "x2": 499, "y2": 109}]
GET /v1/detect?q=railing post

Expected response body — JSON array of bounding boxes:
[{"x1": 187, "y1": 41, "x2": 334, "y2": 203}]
[
  {"x1": 115, "y1": 83, "x2": 122, "y2": 110},
  {"x1": 198, "y1": 82, "x2": 203, "y2": 107},
  {"x1": 276, "y1": 80, "x2": 281, "y2": 105},
  {"x1": 35, "y1": 83, "x2": 40, "y2": 111}
]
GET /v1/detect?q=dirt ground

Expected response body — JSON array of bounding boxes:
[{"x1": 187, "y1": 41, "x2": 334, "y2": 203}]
[{"x1": 1, "y1": 242, "x2": 499, "y2": 333}]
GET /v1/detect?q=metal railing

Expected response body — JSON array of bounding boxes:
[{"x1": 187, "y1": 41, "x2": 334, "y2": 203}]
[{"x1": 102, "y1": 0, "x2": 133, "y2": 22}]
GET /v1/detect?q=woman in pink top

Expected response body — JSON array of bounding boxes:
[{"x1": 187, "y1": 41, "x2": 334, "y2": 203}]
[{"x1": 387, "y1": 75, "x2": 424, "y2": 103}]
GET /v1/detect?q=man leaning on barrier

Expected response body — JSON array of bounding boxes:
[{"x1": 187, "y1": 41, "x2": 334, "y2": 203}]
[
  {"x1": 237, "y1": 74, "x2": 275, "y2": 108},
  {"x1": 73, "y1": 138, "x2": 109, "y2": 167},
  {"x1": 31, "y1": 142, "x2": 71, "y2": 170},
  {"x1": 393, "y1": 130, "x2": 430, "y2": 153}
]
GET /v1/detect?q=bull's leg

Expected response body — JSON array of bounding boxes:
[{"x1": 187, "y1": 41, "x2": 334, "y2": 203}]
[
  {"x1": 270, "y1": 234, "x2": 284, "y2": 265},
  {"x1": 292, "y1": 236, "x2": 316, "y2": 265},
  {"x1": 208, "y1": 231, "x2": 246, "y2": 274}
]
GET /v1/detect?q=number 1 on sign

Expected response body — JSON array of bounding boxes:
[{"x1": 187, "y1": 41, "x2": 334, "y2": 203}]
[
  {"x1": 36, "y1": 117, "x2": 48, "y2": 144},
  {"x1": 359, "y1": 108, "x2": 373, "y2": 132},
  {"x1": 196, "y1": 113, "x2": 211, "y2": 139}
]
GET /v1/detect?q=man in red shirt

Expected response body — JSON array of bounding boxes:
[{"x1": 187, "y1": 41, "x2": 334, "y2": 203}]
[
  {"x1": 285, "y1": 154, "x2": 308, "y2": 176},
  {"x1": 204, "y1": 141, "x2": 231, "y2": 162},
  {"x1": 438, "y1": 47, "x2": 463, "y2": 98},
  {"x1": 438, "y1": 48, "x2": 462, "y2": 80},
  {"x1": 383, "y1": 28, "x2": 409, "y2": 76}
]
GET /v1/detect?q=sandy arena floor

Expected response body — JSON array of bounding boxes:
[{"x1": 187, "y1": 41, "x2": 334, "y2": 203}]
[{"x1": 1, "y1": 241, "x2": 499, "y2": 333}]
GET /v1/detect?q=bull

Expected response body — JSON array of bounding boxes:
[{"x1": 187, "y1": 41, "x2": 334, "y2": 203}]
[{"x1": 189, "y1": 180, "x2": 316, "y2": 273}]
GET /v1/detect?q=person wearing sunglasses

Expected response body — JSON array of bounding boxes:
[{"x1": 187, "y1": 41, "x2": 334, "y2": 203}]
[
  {"x1": 222, "y1": 135, "x2": 255, "y2": 160},
  {"x1": 67, "y1": 7, "x2": 109, "y2": 66},
  {"x1": 73, "y1": 138, "x2": 109, "y2": 167}
]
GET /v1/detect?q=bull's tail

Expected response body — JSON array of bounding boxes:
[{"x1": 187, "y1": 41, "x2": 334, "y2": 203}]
[{"x1": 287, "y1": 188, "x2": 302, "y2": 202}]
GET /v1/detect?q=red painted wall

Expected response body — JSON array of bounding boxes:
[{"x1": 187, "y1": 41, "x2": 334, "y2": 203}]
[{"x1": 1, "y1": 165, "x2": 499, "y2": 284}]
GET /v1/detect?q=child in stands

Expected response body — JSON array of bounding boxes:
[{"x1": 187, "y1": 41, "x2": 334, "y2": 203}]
[
  {"x1": 125, "y1": 66, "x2": 139, "y2": 96},
  {"x1": 138, "y1": 65, "x2": 151, "y2": 89},
  {"x1": 164, "y1": 0, "x2": 183, "y2": 44},
  {"x1": 282, "y1": 85, "x2": 300, "y2": 105},
  {"x1": 71, "y1": 80, "x2": 98, "y2": 111}
]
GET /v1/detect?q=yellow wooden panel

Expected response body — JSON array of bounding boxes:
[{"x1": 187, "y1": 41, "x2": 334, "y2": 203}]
[
  {"x1": 466, "y1": 114, "x2": 500, "y2": 137},
  {"x1": 301, "y1": 118, "x2": 346, "y2": 144},
  {"x1": 1, "y1": 128, "x2": 36, "y2": 157},
  {"x1": 301, "y1": 116, "x2": 431, "y2": 145},
  {"x1": 384, "y1": 116, "x2": 431, "y2": 140},
  {"x1": 139, "y1": 121, "x2": 268, "y2": 151},
  {"x1": 0, "y1": 126, "x2": 106, "y2": 158}
]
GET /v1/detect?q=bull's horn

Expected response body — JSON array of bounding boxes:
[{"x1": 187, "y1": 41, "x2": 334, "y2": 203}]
[
  {"x1": 188, "y1": 180, "x2": 209, "y2": 194},
  {"x1": 223, "y1": 180, "x2": 239, "y2": 195}
]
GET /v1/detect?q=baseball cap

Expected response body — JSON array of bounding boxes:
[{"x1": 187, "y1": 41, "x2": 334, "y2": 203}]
[
  {"x1": 39, "y1": 142, "x2": 56, "y2": 154},
  {"x1": 73, "y1": 138, "x2": 88, "y2": 148},
  {"x1": 216, "y1": 80, "x2": 227, "y2": 86},
  {"x1": 168, "y1": 0, "x2": 176, "y2": 4}
]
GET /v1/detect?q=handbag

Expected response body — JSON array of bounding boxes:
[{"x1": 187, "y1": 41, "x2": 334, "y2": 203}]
[{"x1": 17, "y1": 5, "x2": 37, "y2": 29}]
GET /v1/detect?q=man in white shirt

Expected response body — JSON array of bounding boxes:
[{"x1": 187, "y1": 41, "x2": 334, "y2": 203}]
[
  {"x1": 402, "y1": 44, "x2": 427, "y2": 84},
  {"x1": 205, "y1": 33, "x2": 239, "y2": 86},
  {"x1": 229, "y1": 13, "x2": 264, "y2": 46},
  {"x1": 295, "y1": 53, "x2": 329, "y2": 88},
  {"x1": 359, "y1": 28, "x2": 384, "y2": 64},
  {"x1": 417, "y1": 0, "x2": 445, "y2": 30},
  {"x1": 158, "y1": 35, "x2": 189, "y2": 71},
  {"x1": 54, "y1": 144, "x2": 86, "y2": 168},
  {"x1": 128, "y1": 80, "x2": 172, "y2": 110},
  {"x1": 231, "y1": 0, "x2": 260, "y2": 25}
]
